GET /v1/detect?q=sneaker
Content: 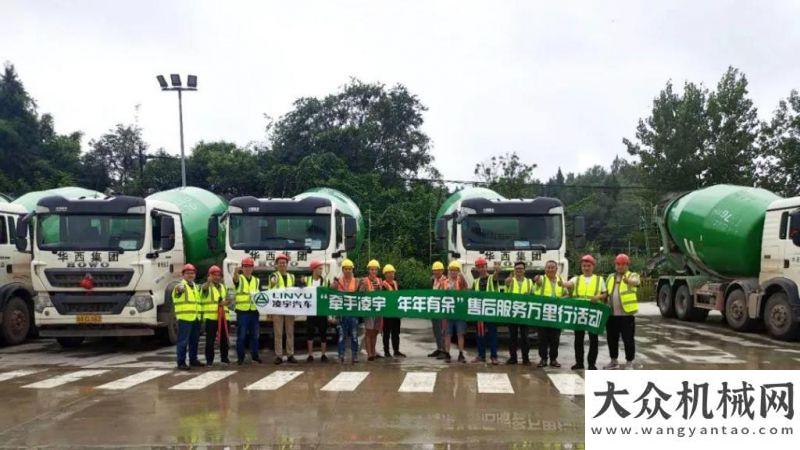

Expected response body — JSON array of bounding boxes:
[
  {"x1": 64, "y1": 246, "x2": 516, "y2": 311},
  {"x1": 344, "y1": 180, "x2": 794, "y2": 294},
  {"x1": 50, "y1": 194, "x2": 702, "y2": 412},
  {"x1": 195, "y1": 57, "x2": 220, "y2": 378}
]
[
  {"x1": 427, "y1": 350, "x2": 440, "y2": 358},
  {"x1": 338, "y1": 355, "x2": 345, "y2": 364},
  {"x1": 436, "y1": 352, "x2": 447, "y2": 360},
  {"x1": 367, "y1": 356, "x2": 375, "y2": 362},
  {"x1": 471, "y1": 357, "x2": 486, "y2": 364},
  {"x1": 274, "y1": 357, "x2": 284, "y2": 365},
  {"x1": 252, "y1": 357, "x2": 263, "y2": 364},
  {"x1": 286, "y1": 356, "x2": 298, "y2": 364},
  {"x1": 394, "y1": 351, "x2": 406, "y2": 358},
  {"x1": 237, "y1": 358, "x2": 244, "y2": 366},
  {"x1": 307, "y1": 355, "x2": 314, "y2": 363},
  {"x1": 624, "y1": 361, "x2": 635, "y2": 370},
  {"x1": 457, "y1": 352, "x2": 466, "y2": 363},
  {"x1": 375, "y1": 353, "x2": 385, "y2": 359},
  {"x1": 177, "y1": 364, "x2": 190, "y2": 371},
  {"x1": 571, "y1": 363, "x2": 585, "y2": 370},
  {"x1": 383, "y1": 351, "x2": 392, "y2": 358},
  {"x1": 189, "y1": 360, "x2": 203, "y2": 368},
  {"x1": 320, "y1": 354, "x2": 329, "y2": 363},
  {"x1": 506, "y1": 357, "x2": 518, "y2": 365},
  {"x1": 352, "y1": 357, "x2": 359, "y2": 364},
  {"x1": 588, "y1": 365, "x2": 598, "y2": 370},
  {"x1": 490, "y1": 357, "x2": 499, "y2": 365},
  {"x1": 205, "y1": 361, "x2": 214, "y2": 367},
  {"x1": 221, "y1": 358, "x2": 231, "y2": 365},
  {"x1": 604, "y1": 359, "x2": 619, "y2": 370},
  {"x1": 443, "y1": 353, "x2": 452, "y2": 362},
  {"x1": 550, "y1": 360, "x2": 562, "y2": 368},
  {"x1": 522, "y1": 359, "x2": 531, "y2": 366},
  {"x1": 536, "y1": 359, "x2": 547, "y2": 368}
]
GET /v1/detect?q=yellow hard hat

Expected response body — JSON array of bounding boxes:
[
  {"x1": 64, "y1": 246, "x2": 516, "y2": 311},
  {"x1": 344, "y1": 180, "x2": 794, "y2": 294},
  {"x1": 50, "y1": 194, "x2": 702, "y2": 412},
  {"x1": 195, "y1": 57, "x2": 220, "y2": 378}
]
[
  {"x1": 367, "y1": 259, "x2": 380, "y2": 269},
  {"x1": 432, "y1": 261, "x2": 444, "y2": 271},
  {"x1": 341, "y1": 259, "x2": 354, "y2": 269},
  {"x1": 448, "y1": 260, "x2": 462, "y2": 270},
  {"x1": 382, "y1": 264, "x2": 396, "y2": 274}
]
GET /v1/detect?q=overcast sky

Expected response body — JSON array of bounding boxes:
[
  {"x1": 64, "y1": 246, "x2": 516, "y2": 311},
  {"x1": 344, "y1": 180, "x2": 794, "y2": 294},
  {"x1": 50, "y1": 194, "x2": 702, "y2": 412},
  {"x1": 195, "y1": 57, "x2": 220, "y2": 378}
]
[{"x1": 5, "y1": 1, "x2": 800, "y2": 182}]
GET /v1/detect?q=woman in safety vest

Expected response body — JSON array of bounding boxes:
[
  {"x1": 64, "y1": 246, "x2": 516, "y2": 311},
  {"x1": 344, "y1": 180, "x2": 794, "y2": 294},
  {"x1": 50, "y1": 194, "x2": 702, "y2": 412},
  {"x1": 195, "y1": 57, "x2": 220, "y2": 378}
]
[
  {"x1": 381, "y1": 264, "x2": 405, "y2": 358},
  {"x1": 360, "y1": 259, "x2": 383, "y2": 361}
]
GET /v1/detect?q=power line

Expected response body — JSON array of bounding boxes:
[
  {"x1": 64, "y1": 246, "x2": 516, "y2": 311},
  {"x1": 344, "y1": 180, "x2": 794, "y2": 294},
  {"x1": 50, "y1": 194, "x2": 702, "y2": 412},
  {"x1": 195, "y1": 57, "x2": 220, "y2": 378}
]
[{"x1": 406, "y1": 177, "x2": 654, "y2": 191}]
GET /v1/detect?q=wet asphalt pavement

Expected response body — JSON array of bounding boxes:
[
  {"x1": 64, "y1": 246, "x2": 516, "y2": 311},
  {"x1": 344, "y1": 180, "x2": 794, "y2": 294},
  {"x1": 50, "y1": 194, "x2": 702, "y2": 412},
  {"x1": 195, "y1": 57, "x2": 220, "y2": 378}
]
[{"x1": 0, "y1": 302, "x2": 798, "y2": 448}]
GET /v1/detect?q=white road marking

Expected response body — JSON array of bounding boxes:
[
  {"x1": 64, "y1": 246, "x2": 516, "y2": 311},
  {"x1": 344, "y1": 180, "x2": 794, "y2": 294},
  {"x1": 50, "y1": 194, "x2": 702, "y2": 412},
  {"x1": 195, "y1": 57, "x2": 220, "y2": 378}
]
[
  {"x1": 477, "y1": 373, "x2": 514, "y2": 394},
  {"x1": 321, "y1": 371, "x2": 369, "y2": 392},
  {"x1": 245, "y1": 370, "x2": 303, "y2": 391},
  {"x1": 547, "y1": 373, "x2": 585, "y2": 396},
  {"x1": 398, "y1": 372, "x2": 437, "y2": 393},
  {"x1": 0, "y1": 369, "x2": 46, "y2": 382},
  {"x1": 22, "y1": 370, "x2": 109, "y2": 389},
  {"x1": 96, "y1": 369, "x2": 172, "y2": 390},
  {"x1": 168, "y1": 371, "x2": 236, "y2": 390}
]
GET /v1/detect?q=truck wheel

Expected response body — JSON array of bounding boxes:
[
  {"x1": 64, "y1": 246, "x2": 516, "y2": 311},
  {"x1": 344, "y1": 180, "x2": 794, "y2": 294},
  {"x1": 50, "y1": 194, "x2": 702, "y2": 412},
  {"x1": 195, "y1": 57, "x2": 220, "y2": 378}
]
[
  {"x1": 725, "y1": 289, "x2": 755, "y2": 332},
  {"x1": 657, "y1": 284, "x2": 676, "y2": 318},
  {"x1": 0, "y1": 297, "x2": 32, "y2": 346},
  {"x1": 764, "y1": 292, "x2": 800, "y2": 341},
  {"x1": 674, "y1": 285, "x2": 707, "y2": 322},
  {"x1": 56, "y1": 337, "x2": 85, "y2": 348}
]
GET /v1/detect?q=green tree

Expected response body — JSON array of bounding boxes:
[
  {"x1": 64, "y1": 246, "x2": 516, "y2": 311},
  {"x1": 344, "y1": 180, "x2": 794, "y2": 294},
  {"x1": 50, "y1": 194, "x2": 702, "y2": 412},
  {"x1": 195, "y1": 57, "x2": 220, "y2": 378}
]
[
  {"x1": 81, "y1": 124, "x2": 148, "y2": 194},
  {"x1": 473, "y1": 151, "x2": 539, "y2": 197},
  {"x1": 759, "y1": 90, "x2": 800, "y2": 196}
]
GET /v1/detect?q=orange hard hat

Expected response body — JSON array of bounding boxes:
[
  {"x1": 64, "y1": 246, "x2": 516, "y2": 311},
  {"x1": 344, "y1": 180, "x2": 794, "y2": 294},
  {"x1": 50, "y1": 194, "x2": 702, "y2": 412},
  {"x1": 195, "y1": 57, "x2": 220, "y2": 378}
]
[
  {"x1": 580, "y1": 254, "x2": 596, "y2": 266},
  {"x1": 241, "y1": 257, "x2": 255, "y2": 267},
  {"x1": 475, "y1": 257, "x2": 488, "y2": 267},
  {"x1": 208, "y1": 265, "x2": 222, "y2": 275},
  {"x1": 310, "y1": 260, "x2": 323, "y2": 271},
  {"x1": 275, "y1": 253, "x2": 289, "y2": 262},
  {"x1": 181, "y1": 263, "x2": 196, "y2": 273},
  {"x1": 615, "y1": 253, "x2": 631, "y2": 265}
]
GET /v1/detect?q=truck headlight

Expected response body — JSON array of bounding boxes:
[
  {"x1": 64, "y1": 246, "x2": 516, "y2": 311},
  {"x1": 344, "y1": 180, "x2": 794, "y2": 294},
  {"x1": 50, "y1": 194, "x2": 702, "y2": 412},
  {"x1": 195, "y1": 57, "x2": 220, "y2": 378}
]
[
  {"x1": 128, "y1": 294, "x2": 154, "y2": 313},
  {"x1": 34, "y1": 293, "x2": 53, "y2": 313}
]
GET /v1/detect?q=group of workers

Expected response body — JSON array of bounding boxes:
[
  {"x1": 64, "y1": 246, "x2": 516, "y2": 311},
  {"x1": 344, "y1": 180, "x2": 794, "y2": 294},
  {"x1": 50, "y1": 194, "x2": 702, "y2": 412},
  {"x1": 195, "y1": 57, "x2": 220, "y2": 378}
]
[{"x1": 172, "y1": 252, "x2": 639, "y2": 371}]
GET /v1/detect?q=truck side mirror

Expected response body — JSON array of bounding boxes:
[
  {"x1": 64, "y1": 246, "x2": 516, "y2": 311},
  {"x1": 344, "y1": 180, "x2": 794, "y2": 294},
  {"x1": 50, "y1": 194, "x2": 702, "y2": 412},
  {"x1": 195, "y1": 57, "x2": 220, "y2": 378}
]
[
  {"x1": 344, "y1": 216, "x2": 357, "y2": 250},
  {"x1": 207, "y1": 215, "x2": 219, "y2": 252},
  {"x1": 160, "y1": 215, "x2": 176, "y2": 251},
  {"x1": 14, "y1": 215, "x2": 30, "y2": 253},
  {"x1": 435, "y1": 218, "x2": 447, "y2": 250},
  {"x1": 791, "y1": 211, "x2": 800, "y2": 247},
  {"x1": 574, "y1": 215, "x2": 586, "y2": 249}
]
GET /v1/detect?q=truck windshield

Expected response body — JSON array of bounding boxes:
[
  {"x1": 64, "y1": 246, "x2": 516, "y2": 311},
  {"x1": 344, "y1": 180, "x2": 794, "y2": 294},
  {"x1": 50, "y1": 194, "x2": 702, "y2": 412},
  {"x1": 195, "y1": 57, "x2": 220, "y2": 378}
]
[
  {"x1": 229, "y1": 214, "x2": 330, "y2": 250},
  {"x1": 461, "y1": 215, "x2": 563, "y2": 250},
  {"x1": 37, "y1": 214, "x2": 146, "y2": 251}
]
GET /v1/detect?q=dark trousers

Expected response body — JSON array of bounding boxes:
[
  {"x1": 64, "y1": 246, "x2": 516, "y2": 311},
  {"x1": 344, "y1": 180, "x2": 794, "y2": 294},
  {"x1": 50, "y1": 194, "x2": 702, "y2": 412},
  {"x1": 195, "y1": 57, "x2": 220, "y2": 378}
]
[
  {"x1": 574, "y1": 330, "x2": 599, "y2": 367},
  {"x1": 538, "y1": 327, "x2": 561, "y2": 362},
  {"x1": 236, "y1": 311, "x2": 260, "y2": 360},
  {"x1": 476, "y1": 323, "x2": 498, "y2": 359},
  {"x1": 606, "y1": 315, "x2": 636, "y2": 362},
  {"x1": 176, "y1": 319, "x2": 200, "y2": 366},
  {"x1": 508, "y1": 325, "x2": 530, "y2": 361},
  {"x1": 383, "y1": 318, "x2": 401, "y2": 354},
  {"x1": 204, "y1": 318, "x2": 229, "y2": 364}
]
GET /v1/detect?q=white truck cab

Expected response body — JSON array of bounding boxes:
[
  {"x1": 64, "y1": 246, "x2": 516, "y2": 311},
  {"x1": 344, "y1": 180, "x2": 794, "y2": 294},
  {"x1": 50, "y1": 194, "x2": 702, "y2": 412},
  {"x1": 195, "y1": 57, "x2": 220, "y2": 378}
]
[{"x1": 0, "y1": 202, "x2": 34, "y2": 345}]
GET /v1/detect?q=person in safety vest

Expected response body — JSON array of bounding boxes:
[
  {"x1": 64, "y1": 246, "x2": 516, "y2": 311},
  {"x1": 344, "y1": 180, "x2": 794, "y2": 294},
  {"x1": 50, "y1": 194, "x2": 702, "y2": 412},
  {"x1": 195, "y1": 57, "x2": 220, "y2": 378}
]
[
  {"x1": 360, "y1": 259, "x2": 383, "y2": 361},
  {"x1": 562, "y1": 254, "x2": 605, "y2": 370},
  {"x1": 304, "y1": 260, "x2": 332, "y2": 362},
  {"x1": 428, "y1": 261, "x2": 447, "y2": 359},
  {"x1": 381, "y1": 264, "x2": 405, "y2": 358},
  {"x1": 270, "y1": 253, "x2": 297, "y2": 365},
  {"x1": 471, "y1": 258, "x2": 500, "y2": 365},
  {"x1": 533, "y1": 260, "x2": 568, "y2": 368},
  {"x1": 604, "y1": 253, "x2": 639, "y2": 369},
  {"x1": 334, "y1": 259, "x2": 359, "y2": 363},
  {"x1": 505, "y1": 261, "x2": 535, "y2": 365},
  {"x1": 437, "y1": 260, "x2": 469, "y2": 363},
  {"x1": 200, "y1": 265, "x2": 229, "y2": 365},
  {"x1": 234, "y1": 257, "x2": 262, "y2": 365},
  {"x1": 173, "y1": 264, "x2": 202, "y2": 370}
]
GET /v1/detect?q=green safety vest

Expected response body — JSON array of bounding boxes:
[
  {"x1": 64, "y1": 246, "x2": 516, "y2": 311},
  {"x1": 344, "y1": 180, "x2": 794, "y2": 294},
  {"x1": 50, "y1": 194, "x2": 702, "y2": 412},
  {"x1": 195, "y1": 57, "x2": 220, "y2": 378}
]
[
  {"x1": 270, "y1": 272, "x2": 295, "y2": 289},
  {"x1": 472, "y1": 275, "x2": 497, "y2": 292},
  {"x1": 235, "y1": 274, "x2": 260, "y2": 312},
  {"x1": 574, "y1": 274, "x2": 602, "y2": 300},
  {"x1": 606, "y1": 271, "x2": 639, "y2": 314},
  {"x1": 511, "y1": 277, "x2": 534, "y2": 295},
  {"x1": 536, "y1": 275, "x2": 565, "y2": 297},
  {"x1": 172, "y1": 279, "x2": 200, "y2": 322},
  {"x1": 199, "y1": 283, "x2": 227, "y2": 321}
]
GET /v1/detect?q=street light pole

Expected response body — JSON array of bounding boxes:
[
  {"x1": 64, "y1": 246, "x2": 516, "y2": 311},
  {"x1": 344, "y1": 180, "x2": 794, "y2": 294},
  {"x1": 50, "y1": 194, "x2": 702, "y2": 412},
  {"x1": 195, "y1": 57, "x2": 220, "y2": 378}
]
[
  {"x1": 156, "y1": 74, "x2": 197, "y2": 188},
  {"x1": 177, "y1": 89, "x2": 186, "y2": 187}
]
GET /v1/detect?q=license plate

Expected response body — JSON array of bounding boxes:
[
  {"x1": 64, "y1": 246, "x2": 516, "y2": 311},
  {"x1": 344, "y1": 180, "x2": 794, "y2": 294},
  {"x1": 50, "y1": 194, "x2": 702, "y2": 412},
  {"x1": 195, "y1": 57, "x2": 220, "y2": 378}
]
[{"x1": 76, "y1": 314, "x2": 101, "y2": 324}]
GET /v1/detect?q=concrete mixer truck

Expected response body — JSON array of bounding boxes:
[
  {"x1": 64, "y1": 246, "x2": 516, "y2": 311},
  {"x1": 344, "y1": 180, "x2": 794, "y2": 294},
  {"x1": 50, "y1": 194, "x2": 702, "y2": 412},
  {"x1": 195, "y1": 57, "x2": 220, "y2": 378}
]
[
  {"x1": 434, "y1": 187, "x2": 579, "y2": 286},
  {"x1": 15, "y1": 187, "x2": 226, "y2": 347},
  {"x1": 209, "y1": 187, "x2": 364, "y2": 325},
  {"x1": 0, "y1": 187, "x2": 102, "y2": 345},
  {"x1": 655, "y1": 184, "x2": 800, "y2": 341}
]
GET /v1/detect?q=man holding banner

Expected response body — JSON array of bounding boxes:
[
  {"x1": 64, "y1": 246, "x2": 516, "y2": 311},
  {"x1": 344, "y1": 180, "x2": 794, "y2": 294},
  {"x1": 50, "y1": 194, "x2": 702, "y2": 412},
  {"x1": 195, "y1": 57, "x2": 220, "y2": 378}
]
[
  {"x1": 304, "y1": 261, "x2": 331, "y2": 363},
  {"x1": 505, "y1": 261, "x2": 534, "y2": 365},
  {"x1": 533, "y1": 260, "x2": 568, "y2": 368},
  {"x1": 428, "y1": 261, "x2": 446, "y2": 359},
  {"x1": 270, "y1": 253, "x2": 297, "y2": 365}
]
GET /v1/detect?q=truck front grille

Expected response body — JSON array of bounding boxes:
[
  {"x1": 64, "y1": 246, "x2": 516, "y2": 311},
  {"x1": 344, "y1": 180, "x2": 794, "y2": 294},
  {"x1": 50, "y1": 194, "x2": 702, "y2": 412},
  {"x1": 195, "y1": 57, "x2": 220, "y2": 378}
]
[
  {"x1": 51, "y1": 292, "x2": 132, "y2": 315},
  {"x1": 44, "y1": 269, "x2": 134, "y2": 288}
]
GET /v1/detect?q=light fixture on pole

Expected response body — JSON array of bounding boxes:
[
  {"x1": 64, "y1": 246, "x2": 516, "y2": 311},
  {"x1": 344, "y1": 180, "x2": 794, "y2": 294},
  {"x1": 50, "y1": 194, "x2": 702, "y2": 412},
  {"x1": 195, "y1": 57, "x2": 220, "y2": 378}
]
[{"x1": 156, "y1": 73, "x2": 197, "y2": 187}]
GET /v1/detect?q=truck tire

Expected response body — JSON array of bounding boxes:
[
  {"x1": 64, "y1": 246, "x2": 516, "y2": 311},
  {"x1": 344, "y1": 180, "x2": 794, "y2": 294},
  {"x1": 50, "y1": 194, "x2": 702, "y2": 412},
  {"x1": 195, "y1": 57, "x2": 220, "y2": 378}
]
[
  {"x1": 725, "y1": 289, "x2": 755, "y2": 332},
  {"x1": 674, "y1": 285, "x2": 708, "y2": 322},
  {"x1": 657, "y1": 284, "x2": 676, "y2": 318},
  {"x1": 157, "y1": 297, "x2": 179, "y2": 345},
  {"x1": 56, "y1": 337, "x2": 85, "y2": 348},
  {"x1": 0, "y1": 297, "x2": 32, "y2": 346},
  {"x1": 763, "y1": 292, "x2": 800, "y2": 341}
]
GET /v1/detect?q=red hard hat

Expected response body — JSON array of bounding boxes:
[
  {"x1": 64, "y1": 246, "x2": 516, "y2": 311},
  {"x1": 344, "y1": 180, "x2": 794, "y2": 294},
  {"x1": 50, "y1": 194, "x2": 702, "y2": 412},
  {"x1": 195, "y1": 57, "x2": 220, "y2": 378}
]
[
  {"x1": 475, "y1": 257, "x2": 488, "y2": 267},
  {"x1": 615, "y1": 253, "x2": 631, "y2": 265},
  {"x1": 181, "y1": 263, "x2": 197, "y2": 273},
  {"x1": 275, "y1": 253, "x2": 289, "y2": 262},
  {"x1": 580, "y1": 254, "x2": 596, "y2": 266},
  {"x1": 241, "y1": 257, "x2": 255, "y2": 267},
  {"x1": 208, "y1": 265, "x2": 222, "y2": 275},
  {"x1": 310, "y1": 260, "x2": 323, "y2": 271}
]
